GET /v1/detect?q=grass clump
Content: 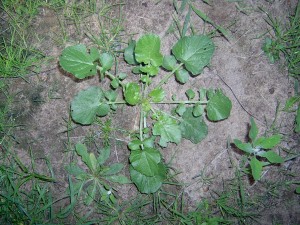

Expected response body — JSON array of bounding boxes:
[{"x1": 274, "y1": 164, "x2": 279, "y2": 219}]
[{"x1": 262, "y1": 1, "x2": 300, "y2": 78}]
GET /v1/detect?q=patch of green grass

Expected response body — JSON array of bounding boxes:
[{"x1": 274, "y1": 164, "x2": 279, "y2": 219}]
[
  {"x1": 0, "y1": 30, "x2": 45, "y2": 79},
  {"x1": 262, "y1": 1, "x2": 300, "y2": 78},
  {"x1": 85, "y1": 2, "x2": 125, "y2": 55},
  {"x1": 0, "y1": 149, "x2": 63, "y2": 224}
]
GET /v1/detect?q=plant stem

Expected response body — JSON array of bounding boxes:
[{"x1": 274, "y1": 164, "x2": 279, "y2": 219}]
[
  {"x1": 151, "y1": 100, "x2": 208, "y2": 104},
  {"x1": 156, "y1": 63, "x2": 183, "y2": 88},
  {"x1": 96, "y1": 65, "x2": 125, "y2": 87}
]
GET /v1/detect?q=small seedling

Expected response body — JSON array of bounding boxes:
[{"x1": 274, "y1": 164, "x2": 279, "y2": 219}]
[
  {"x1": 66, "y1": 143, "x2": 130, "y2": 205},
  {"x1": 233, "y1": 118, "x2": 284, "y2": 181}
]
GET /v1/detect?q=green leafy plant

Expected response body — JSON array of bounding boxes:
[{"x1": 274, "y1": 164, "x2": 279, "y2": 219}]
[
  {"x1": 59, "y1": 33, "x2": 232, "y2": 194},
  {"x1": 233, "y1": 118, "x2": 284, "y2": 181},
  {"x1": 66, "y1": 143, "x2": 130, "y2": 205}
]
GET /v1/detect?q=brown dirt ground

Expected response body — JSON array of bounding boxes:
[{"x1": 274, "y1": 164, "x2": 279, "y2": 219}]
[{"x1": 4, "y1": 0, "x2": 300, "y2": 224}]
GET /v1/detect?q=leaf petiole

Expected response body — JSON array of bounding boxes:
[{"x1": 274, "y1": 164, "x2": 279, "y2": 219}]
[
  {"x1": 156, "y1": 63, "x2": 184, "y2": 88},
  {"x1": 151, "y1": 100, "x2": 208, "y2": 104},
  {"x1": 96, "y1": 65, "x2": 125, "y2": 87}
]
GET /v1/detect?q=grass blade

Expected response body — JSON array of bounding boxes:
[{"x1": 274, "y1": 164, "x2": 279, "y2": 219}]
[{"x1": 190, "y1": 4, "x2": 231, "y2": 41}]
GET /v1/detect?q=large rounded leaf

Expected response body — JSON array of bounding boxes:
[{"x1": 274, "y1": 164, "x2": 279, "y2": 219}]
[
  {"x1": 59, "y1": 44, "x2": 97, "y2": 79},
  {"x1": 135, "y1": 34, "x2": 163, "y2": 67},
  {"x1": 71, "y1": 87, "x2": 104, "y2": 125},
  {"x1": 124, "y1": 40, "x2": 137, "y2": 65},
  {"x1": 206, "y1": 90, "x2": 232, "y2": 121},
  {"x1": 172, "y1": 35, "x2": 214, "y2": 76},
  {"x1": 153, "y1": 114, "x2": 181, "y2": 147},
  {"x1": 130, "y1": 163, "x2": 166, "y2": 194},
  {"x1": 180, "y1": 107, "x2": 208, "y2": 144},
  {"x1": 124, "y1": 82, "x2": 141, "y2": 105},
  {"x1": 129, "y1": 148, "x2": 161, "y2": 176}
]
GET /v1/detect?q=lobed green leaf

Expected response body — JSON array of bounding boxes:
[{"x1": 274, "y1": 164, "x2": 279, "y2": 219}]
[
  {"x1": 149, "y1": 88, "x2": 165, "y2": 103},
  {"x1": 193, "y1": 104, "x2": 204, "y2": 117},
  {"x1": 186, "y1": 89, "x2": 195, "y2": 100},
  {"x1": 172, "y1": 35, "x2": 215, "y2": 75},
  {"x1": 135, "y1": 34, "x2": 163, "y2": 67},
  {"x1": 71, "y1": 87, "x2": 104, "y2": 125},
  {"x1": 100, "y1": 53, "x2": 114, "y2": 73},
  {"x1": 130, "y1": 148, "x2": 161, "y2": 177},
  {"x1": 206, "y1": 90, "x2": 232, "y2": 121},
  {"x1": 59, "y1": 44, "x2": 97, "y2": 79},
  {"x1": 153, "y1": 114, "x2": 182, "y2": 147},
  {"x1": 180, "y1": 107, "x2": 208, "y2": 144},
  {"x1": 162, "y1": 55, "x2": 177, "y2": 71},
  {"x1": 124, "y1": 82, "x2": 141, "y2": 105},
  {"x1": 130, "y1": 163, "x2": 166, "y2": 194}
]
